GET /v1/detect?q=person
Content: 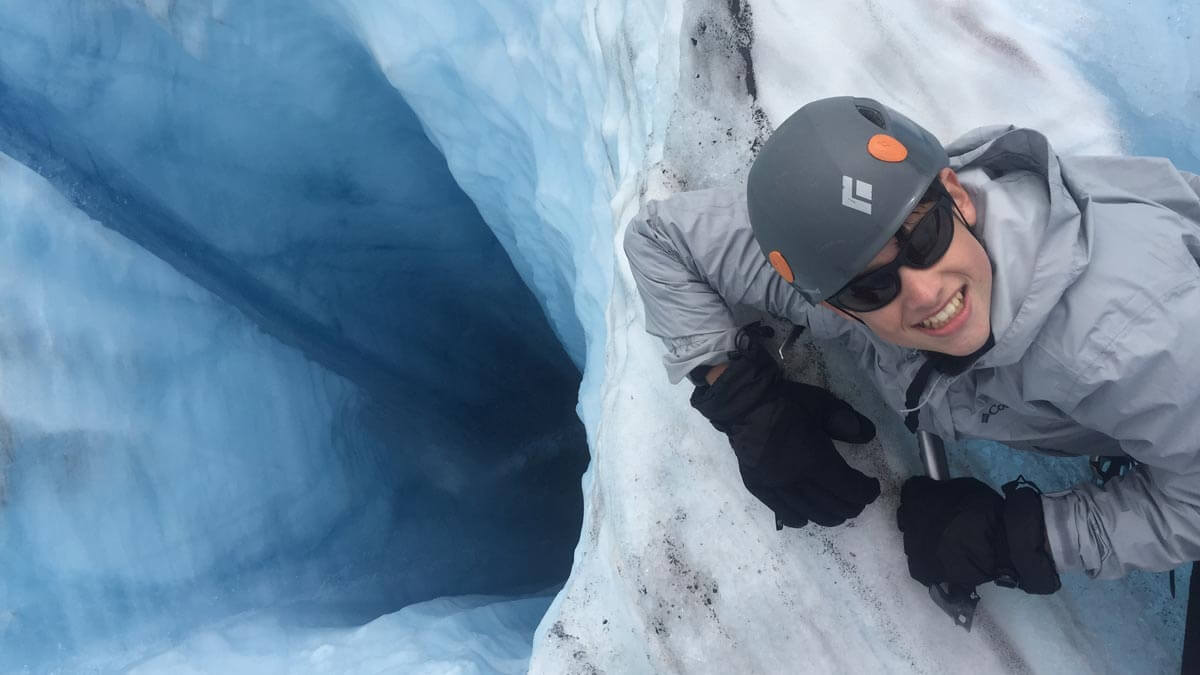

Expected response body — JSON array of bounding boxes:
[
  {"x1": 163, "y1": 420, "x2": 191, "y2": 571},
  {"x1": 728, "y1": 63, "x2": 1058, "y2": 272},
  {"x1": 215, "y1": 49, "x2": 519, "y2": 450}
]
[{"x1": 624, "y1": 95, "x2": 1200, "y2": 599}]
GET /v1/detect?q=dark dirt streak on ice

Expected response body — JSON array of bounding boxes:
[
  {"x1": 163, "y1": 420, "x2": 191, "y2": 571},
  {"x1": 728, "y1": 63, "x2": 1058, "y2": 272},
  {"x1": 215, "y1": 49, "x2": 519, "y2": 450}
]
[
  {"x1": 725, "y1": 0, "x2": 757, "y2": 100},
  {"x1": 808, "y1": 528, "x2": 926, "y2": 672},
  {"x1": 547, "y1": 620, "x2": 603, "y2": 675},
  {"x1": 949, "y1": 6, "x2": 1042, "y2": 75},
  {"x1": 635, "y1": 517, "x2": 730, "y2": 673},
  {"x1": 657, "y1": 0, "x2": 769, "y2": 198}
]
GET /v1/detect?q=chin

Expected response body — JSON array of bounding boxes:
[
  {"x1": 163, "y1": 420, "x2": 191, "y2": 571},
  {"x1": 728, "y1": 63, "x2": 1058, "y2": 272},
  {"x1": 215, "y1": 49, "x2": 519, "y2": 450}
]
[
  {"x1": 941, "y1": 338, "x2": 985, "y2": 356},
  {"x1": 942, "y1": 321, "x2": 991, "y2": 356}
]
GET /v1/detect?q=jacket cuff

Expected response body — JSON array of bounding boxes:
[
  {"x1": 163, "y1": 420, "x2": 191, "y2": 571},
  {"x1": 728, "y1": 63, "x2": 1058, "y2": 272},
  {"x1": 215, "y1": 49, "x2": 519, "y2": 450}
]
[
  {"x1": 1040, "y1": 492, "x2": 1089, "y2": 576},
  {"x1": 663, "y1": 330, "x2": 740, "y2": 385},
  {"x1": 689, "y1": 344, "x2": 778, "y2": 430},
  {"x1": 1003, "y1": 486, "x2": 1062, "y2": 594}
]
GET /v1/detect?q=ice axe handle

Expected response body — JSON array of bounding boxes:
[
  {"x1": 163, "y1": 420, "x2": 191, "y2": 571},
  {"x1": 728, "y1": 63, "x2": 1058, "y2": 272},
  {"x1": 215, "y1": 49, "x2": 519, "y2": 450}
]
[
  {"x1": 916, "y1": 431, "x2": 980, "y2": 632},
  {"x1": 918, "y1": 430, "x2": 950, "y2": 481}
]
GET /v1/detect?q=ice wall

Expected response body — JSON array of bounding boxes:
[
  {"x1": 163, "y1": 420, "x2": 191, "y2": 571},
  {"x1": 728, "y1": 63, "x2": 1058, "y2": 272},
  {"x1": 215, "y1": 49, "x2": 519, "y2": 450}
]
[
  {"x1": 125, "y1": 593, "x2": 553, "y2": 674},
  {"x1": 0, "y1": 1, "x2": 587, "y2": 671},
  {"x1": 338, "y1": 0, "x2": 685, "y2": 441}
]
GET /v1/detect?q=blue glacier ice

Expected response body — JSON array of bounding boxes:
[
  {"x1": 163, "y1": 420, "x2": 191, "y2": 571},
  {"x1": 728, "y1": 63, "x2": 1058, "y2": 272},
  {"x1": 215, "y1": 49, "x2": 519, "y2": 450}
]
[
  {"x1": 0, "y1": 1, "x2": 587, "y2": 671},
  {"x1": 0, "y1": 0, "x2": 1197, "y2": 672}
]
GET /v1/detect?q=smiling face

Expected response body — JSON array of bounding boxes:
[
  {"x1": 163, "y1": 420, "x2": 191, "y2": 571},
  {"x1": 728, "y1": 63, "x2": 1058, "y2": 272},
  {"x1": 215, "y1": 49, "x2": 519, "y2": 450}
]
[{"x1": 823, "y1": 168, "x2": 993, "y2": 356}]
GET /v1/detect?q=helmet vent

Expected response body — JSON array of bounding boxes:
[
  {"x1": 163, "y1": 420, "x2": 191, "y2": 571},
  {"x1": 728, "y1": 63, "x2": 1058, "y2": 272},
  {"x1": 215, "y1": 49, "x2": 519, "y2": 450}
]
[{"x1": 856, "y1": 105, "x2": 886, "y2": 129}]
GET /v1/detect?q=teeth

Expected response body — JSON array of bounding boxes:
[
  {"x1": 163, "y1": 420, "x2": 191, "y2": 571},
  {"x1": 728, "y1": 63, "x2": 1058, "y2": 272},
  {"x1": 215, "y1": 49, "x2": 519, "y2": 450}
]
[{"x1": 919, "y1": 290, "x2": 965, "y2": 330}]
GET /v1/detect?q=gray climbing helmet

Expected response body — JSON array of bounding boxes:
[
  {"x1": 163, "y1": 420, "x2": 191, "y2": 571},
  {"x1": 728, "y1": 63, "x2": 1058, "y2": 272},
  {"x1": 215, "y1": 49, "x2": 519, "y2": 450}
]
[{"x1": 746, "y1": 96, "x2": 949, "y2": 304}]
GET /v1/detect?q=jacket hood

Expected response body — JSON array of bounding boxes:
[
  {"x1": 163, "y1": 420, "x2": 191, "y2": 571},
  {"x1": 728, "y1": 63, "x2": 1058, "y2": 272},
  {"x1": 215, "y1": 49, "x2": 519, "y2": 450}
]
[{"x1": 945, "y1": 126, "x2": 1090, "y2": 370}]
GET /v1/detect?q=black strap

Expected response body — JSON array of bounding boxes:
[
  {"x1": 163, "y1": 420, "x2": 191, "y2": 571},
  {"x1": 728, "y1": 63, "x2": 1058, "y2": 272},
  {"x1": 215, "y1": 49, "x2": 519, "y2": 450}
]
[
  {"x1": 903, "y1": 359, "x2": 939, "y2": 433},
  {"x1": 1000, "y1": 476, "x2": 1062, "y2": 594},
  {"x1": 1183, "y1": 563, "x2": 1200, "y2": 674},
  {"x1": 902, "y1": 333, "x2": 996, "y2": 434}
]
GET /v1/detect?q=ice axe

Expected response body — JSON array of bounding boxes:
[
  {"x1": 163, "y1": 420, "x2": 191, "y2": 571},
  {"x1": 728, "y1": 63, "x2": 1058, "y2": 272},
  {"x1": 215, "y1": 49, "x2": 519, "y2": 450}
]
[{"x1": 916, "y1": 430, "x2": 980, "y2": 631}]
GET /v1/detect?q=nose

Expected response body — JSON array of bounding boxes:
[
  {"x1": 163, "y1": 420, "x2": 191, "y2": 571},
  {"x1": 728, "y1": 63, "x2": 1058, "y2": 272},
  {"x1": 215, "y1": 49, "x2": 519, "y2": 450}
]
[{"x1": 896, "y1": 265, "x2": 944, "y2": 315}]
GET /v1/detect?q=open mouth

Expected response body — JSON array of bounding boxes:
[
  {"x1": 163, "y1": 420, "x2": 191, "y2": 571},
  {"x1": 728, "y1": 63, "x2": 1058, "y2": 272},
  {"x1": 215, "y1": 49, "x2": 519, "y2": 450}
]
[{"x1": 916, "y1": 286, "x2": 968, "y2": 333}]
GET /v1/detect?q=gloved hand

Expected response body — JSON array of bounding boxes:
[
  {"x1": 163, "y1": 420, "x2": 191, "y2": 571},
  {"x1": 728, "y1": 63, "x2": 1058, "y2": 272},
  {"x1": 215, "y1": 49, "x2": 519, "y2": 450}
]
[
  {"x1": 896, "y1": 476, "x2": 1061, "y2": 594},
  {"x1": 690, "y1": 336, "x2": 880, "y2": 529}
]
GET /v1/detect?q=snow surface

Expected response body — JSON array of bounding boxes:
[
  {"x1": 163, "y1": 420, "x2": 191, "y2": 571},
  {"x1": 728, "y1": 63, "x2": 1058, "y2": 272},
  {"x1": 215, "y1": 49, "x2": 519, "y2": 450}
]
[
  {"x1": 529, "y1": 0, "x2": 1197, "y2": 672},
  {"x1": 0, "y1": 0, "x2": 1198, "y2": 672}
]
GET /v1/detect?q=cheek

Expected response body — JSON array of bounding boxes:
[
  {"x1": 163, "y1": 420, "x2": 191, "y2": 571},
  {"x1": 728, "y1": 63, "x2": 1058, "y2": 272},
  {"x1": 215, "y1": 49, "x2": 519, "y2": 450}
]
[
  {"x1": 861, "y1": 306, "x2": 909, "y2": 340},
  {"x1": 960, "y1": 227, "x2": 991, "y2": 276},
  {"x1": 967, "y1": 240, "x2": 993, "y2": 293},
  {"x1": 964, "y1": 241, "x2": 994, "y2": 335}
]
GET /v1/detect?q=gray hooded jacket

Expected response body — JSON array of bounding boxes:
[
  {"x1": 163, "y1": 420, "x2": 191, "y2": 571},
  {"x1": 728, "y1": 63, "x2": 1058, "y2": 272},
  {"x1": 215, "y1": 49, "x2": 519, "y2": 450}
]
[{"x1": 624, "y1": 125, "x2": 1200, "y2": 579}]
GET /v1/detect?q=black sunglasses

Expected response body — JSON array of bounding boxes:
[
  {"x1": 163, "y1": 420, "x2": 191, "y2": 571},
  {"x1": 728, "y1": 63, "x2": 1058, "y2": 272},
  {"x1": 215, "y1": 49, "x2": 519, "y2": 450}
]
[{"x1": 827, "y1": 191, "x2": 958, "y2": 313}]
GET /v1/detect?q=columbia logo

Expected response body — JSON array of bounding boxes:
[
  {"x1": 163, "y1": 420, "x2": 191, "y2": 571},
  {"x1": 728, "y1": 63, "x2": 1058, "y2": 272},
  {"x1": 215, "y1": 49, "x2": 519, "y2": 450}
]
[
  {"x1": 841, "y1": 176, "x2": 873, "y2": 214},
  {"x1": 981, "y1": 403, "x2": 1009, "y2": 423}
]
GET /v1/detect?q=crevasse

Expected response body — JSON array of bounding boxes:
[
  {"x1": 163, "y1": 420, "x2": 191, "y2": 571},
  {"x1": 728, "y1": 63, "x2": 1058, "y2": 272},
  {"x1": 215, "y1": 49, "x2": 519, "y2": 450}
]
[{"x1": 0, "y1": 0, "x2": 1196, "y2": 672}]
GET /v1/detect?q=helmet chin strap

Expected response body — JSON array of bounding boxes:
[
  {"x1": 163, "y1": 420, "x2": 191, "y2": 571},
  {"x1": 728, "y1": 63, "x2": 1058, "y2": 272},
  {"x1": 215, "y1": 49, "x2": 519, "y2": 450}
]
[{"x1": 902, "y1": 332, "x2": 996, "y2": 434}]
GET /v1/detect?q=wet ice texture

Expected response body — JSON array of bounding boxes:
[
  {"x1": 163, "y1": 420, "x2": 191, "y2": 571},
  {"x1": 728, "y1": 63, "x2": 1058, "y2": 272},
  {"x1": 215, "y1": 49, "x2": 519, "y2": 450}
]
[
  {"x1": 0, "y1": 1, "x2": 586, "y2": 671},
  {"x1": 126, "y1": 593, "x2": 552, "y2": 674},
  {"x1": 0, "y1": 0, "x2": 1197, "y2": 672}
]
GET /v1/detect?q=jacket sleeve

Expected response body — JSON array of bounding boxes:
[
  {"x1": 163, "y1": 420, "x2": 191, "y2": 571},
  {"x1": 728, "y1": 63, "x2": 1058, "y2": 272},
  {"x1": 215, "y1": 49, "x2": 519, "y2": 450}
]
[
  {"x1": 1041, "y1": 274, "x2": 1200, "y2": 578},
  {"x1": 1182, "y1": 170, "x2": 1200, "y2": 199},
  {"x1": 622, "y1": 187, "x2": 813, "y2": 383}
]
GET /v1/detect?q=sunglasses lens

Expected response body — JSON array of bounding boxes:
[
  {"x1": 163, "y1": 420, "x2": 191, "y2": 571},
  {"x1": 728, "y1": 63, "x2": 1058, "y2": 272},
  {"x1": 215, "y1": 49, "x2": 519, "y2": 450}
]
[
  {"x1": 905, "y1": 199, "x2": 954, "y2": 267},
  {"x1": 835, "y1": 270, "x2": 901, "y2": 312},
  {"x1": 829, "y1": 195, "x2": 957, "y2": 312}
]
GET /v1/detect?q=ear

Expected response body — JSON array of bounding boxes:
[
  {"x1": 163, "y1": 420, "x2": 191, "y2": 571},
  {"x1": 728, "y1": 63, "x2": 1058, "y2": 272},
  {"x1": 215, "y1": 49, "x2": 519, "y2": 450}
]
[
  {"x1": 938, "y1": 167, "x2": 977, "y2": 227},
  {"x1": 820, "y1": 300, "x2": 860, "y2": 322}
]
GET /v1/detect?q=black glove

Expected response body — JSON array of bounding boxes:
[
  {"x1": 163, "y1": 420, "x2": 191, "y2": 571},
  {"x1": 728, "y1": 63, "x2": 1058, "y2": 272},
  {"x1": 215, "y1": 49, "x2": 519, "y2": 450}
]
[
  {"x1": 690, "y1": 335, "x2": 880, "y2": 529},
  {"x1": 896, "y1": 475, "x2": 1061, "y2": 594}
]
